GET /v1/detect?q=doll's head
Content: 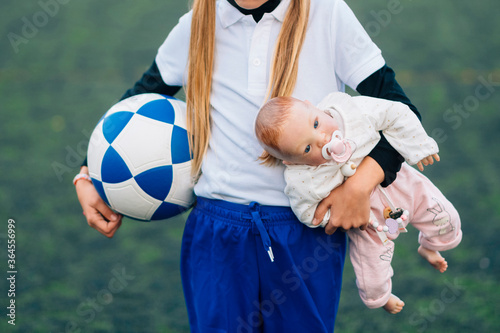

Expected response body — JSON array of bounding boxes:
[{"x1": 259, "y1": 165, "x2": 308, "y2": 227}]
[{"x1": 255, "y1": 96, "x2": 339, "y2": 166}]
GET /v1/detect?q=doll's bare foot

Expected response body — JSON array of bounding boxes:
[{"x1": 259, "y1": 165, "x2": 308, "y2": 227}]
[
  {"x1": 418, "y1": 245, "x2": 448, "y2": 273},
  {"x1": 383, "y1": 294, "x2": 405, "y2": 314}
]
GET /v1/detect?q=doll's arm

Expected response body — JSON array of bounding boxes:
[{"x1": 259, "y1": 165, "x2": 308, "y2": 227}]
[{"x1": 359, "y1": 97, "x2": 439, "y2": 165}]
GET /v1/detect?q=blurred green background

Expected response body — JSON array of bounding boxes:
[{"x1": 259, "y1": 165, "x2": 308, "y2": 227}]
[{"x1": 1, "y1": 0, "x2": 499, "y2": 332}]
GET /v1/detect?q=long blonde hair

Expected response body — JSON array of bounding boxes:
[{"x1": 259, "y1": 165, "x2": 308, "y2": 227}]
[{"x1": 186, "y1": 0, "x2": 310, "y2": 176}]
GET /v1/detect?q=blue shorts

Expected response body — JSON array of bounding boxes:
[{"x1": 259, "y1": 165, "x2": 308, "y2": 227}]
[{"x1": 181, "y1": 197, "x2": 347, "y2": 333}]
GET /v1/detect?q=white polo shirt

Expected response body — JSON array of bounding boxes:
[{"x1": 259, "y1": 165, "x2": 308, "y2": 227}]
[{"x1": 155, "y1": 0, "x2": 385, "y2": 205}]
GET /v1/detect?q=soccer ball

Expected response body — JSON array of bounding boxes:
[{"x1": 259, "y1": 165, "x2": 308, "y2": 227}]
[{"x1": 87, "y1": 93, "x2": 195, "y2": 221}]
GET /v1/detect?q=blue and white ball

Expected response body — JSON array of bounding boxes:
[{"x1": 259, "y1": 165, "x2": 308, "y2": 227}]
[{"x1": 87, "y1": 93, "x2": 195, "y2": 221}]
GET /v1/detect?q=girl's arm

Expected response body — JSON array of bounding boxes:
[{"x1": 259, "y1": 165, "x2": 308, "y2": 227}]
[
  {"x1": 75, "y1": 166, "x2": 122, "y2": 237},
  {"x1": 76, "y1": 61, "x2": 181, "y2": 237},
  {"x1": 78, "y1": 10, "x2": 190, "y2": 236},
  {"x1": 313, "y1": 156, "x2": 384, "y2": 234},
  {"x1": 121, "y1": 60, "x2": 181, "y2": 100}
]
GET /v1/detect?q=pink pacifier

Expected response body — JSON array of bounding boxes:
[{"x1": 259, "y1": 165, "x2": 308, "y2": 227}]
[{"x1": 322, "y1": 130, "x2": 355, "y2": 163}]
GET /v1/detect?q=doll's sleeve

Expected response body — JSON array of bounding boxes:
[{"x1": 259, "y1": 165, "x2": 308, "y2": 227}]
[
  {"x1": 284, "y1": 166, "x2": 343, "y2": 227},
  {"x1": 358, "y1": 97, "x2": 439, "y2": 165},
  {"x1": 357, "y1": 65, "x2": 420, "y2": 186}
]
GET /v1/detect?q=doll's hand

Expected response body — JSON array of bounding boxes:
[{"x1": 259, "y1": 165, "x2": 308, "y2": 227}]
[
  {"x1": 75, "y1": 167, "x2": 122, "y2": 238},
  {"x1": 416, "y1": 153, "x2": 440, "y2": 171}
]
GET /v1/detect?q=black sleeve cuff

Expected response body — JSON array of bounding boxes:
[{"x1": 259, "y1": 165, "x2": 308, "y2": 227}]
[
  {"x1": 368, "y1": 134, "x2": 404, "y2": 187},
  {"x1": 121, "y1": 60, "x2": 182, "y2": 100},
  {"x1": 357, "y1": 65, "x2": 421, "y2": 120}
]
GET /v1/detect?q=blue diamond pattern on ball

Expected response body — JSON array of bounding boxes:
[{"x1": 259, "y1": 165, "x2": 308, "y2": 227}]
[
  {"x1": 102, "y1": 111, "x2": 134, "y2": 144},
  {"x1": 134, "y1": 166, "x2": 173, "y2": 201},
  {"x1": 101, "y1": 146, "x2": 133, "y2": 183},
  {"x1": 136, "y1": 99, "x2": 176, "y2": 124},
  {"x1": 152, "y1": 201, "x2": 186, "y2": 220},
  {"x1": 171, "y1": 126, "x2": 191, "y2": 164}
]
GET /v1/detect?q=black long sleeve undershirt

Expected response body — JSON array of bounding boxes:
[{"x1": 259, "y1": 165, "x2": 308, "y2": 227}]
[{"x1": 121, "y1": 61, "x2": 181, "y2": 101}]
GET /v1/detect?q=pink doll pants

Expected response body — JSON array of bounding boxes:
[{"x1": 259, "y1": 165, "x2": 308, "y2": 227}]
[{"x1": 347, "y1": 163, "x2": 462, "y2": 309}]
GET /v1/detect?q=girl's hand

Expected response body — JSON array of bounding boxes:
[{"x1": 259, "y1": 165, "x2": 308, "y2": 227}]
[
  {"x1": 416, "y1": 153, "x2": 440, "y2": 171},
  {"x1": 312, "y1": 157, "x2": 384, "y2": 234},
  {"x1": 75, "y1": 167, "x2": 122, "y2": 238}
]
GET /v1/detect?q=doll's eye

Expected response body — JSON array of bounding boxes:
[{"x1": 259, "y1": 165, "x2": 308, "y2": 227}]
[
  {"x1": 314, "y1": 120, "x2": 318, "y2": 129},
  {"x1": 305, "y1": 145, "x2": 311, "y2": 153}
]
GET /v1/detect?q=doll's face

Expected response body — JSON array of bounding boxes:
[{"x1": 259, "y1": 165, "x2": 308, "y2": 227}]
[{"x1": 277, "y1": 100, "x2": 339, "y2": 166}]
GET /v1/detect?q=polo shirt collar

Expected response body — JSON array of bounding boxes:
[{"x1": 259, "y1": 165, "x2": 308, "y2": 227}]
[
  {"x1": 271, "y1": 0, "x2": 290, "y2": 22},
  {"x1": 219, "y1": 0, "x2": 290, "y2": 28}
]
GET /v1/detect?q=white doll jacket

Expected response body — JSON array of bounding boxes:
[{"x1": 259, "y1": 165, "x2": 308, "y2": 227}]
[{"x1": 284, "y1": 92, "x2": 439, "y2": 227}]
